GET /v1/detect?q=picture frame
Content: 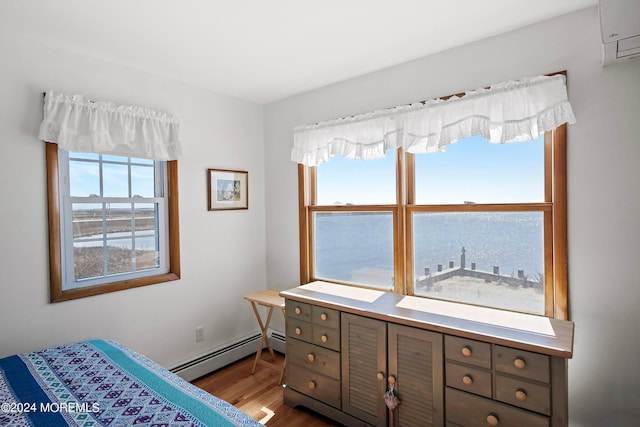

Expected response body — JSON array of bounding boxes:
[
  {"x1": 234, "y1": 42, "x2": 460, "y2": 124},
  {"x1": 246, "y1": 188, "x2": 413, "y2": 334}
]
[{"x1": 207, "y1": 168, "x2": 248, "y2": 211}]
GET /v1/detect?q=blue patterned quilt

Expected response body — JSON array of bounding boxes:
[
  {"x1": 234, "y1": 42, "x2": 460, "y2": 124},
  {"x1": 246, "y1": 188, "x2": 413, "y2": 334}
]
[{"x1": 0, "y1": 339, "x2": 261, "y2": 426}]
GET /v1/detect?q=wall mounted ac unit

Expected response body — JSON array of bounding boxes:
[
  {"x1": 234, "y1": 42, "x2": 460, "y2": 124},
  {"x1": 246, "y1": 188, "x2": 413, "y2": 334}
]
[{"x1": 599, "y1": 0, "x2": 640, "y2": 65}]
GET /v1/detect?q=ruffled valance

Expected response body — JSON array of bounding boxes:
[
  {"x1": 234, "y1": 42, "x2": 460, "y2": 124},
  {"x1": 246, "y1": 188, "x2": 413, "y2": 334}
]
[
  {"x1": 38, "y1": 91, "x2": 181, "y2": 160},
  {"x1": 292, "y1": 74, "x2": 576, "y2": 166}
]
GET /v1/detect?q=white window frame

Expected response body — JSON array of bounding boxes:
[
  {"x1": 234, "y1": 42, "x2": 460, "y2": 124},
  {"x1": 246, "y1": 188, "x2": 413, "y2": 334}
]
[{"x1": 58, "y1": 150, "x2": 169, "y2": 290}]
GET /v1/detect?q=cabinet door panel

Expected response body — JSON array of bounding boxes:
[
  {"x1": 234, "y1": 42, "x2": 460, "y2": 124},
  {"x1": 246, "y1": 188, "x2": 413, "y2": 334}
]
[
  {"x1": 389, "y1": 324, "x2": 444, "y2": 427},
  {"x1": 341, "y1": 313, "x2": 387, "y2": 427}
]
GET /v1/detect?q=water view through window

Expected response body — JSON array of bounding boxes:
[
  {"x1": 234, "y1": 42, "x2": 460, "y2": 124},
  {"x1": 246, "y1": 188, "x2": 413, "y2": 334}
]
[
  {"x1": 311, "y1": 134, "x2": 549, "y2": 315},
  {"x1": 314, "y1": 212, "x2": 394, "y2": 289},
  {"x1": 412, "y1": 211, "x2": 544, "y2": 314},
  {"x1": 313, "y1": 210, "x2": 545, "y2": 314}
]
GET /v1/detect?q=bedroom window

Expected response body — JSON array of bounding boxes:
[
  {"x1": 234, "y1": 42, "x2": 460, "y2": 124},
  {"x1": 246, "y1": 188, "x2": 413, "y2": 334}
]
[
  {"x1": 46, "y1": 145, "x2": 180, "y2": 302},
  {"x1": 294, "y1": 74, "x2": 573, "y2": 319},
  {"x1": 407, "y1": 134, "x2": 553, "y2": 315},
  {"x1": 312, "y1": 150, "x2": 399, "y2": 290},
  {"x1": 301, "y1": 131, "x2": 566, "y2": 318},
  {"x1": 40, "y1": 91, "x2": 181, "y2": 303}
]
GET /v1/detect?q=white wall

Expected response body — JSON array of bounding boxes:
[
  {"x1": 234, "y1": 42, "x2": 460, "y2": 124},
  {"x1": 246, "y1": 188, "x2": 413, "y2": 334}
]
[
  {"x1": 264, "y1": 6, "x2": 640, "y2": 427},
  {"x1": 0, "y1": 32, "x2": 267, "y2": 369}
]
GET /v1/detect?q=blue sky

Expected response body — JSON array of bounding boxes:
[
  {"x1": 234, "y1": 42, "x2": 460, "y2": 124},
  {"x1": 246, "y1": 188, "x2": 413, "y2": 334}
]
[
  {"x1": 69, "y1": 153, "x2": 156, "y2": 199},
  {"x1": 316, "y1": 134, "x2": 544, "y2": 205}
]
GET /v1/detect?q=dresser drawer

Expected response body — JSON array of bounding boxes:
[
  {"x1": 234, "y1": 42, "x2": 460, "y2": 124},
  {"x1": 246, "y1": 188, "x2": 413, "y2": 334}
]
[
  {"x1": 286, "y1": 319, "x2": 312, "y2": 343},
  {"x1": 445, "y1": 361, "x2": 492, "y2": 399},
  {"x1": 286, "y1": 300, "x2": 311, "y2": 322},
  {"x1": 494, "y1": 345, "x2": 550, "y2": 384},
  {"x1": 495, "y1": 374, "x2": 551, "y2": 415},
  {"x1": 446, "y1": 387, "x2": 549, "y2": 427},
  {"x1": 312, "y1": 325, "x2": 340, "y2": 351},
  {"x1": 312, "y1": 306, "x2": 340, "y2": 329},
  {"x1": 445, "y1": 335, "x2": 491, "y2": 369},
  {"x1": 287, "y1": 363, "x2": 341, "y2": 409},
  {"x1": 287, "y1": 338, "x2": 340, "y2": 380}
]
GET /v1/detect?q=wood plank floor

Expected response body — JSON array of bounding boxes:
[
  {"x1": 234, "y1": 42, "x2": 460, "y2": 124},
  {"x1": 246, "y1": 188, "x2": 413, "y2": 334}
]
[{"x1": 191, "y1": 352, "x2": 342, "y2": 426}]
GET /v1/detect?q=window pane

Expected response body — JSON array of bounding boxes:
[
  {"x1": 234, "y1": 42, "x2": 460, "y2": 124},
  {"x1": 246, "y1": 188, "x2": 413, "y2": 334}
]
[
  {"x1": 412, "y1": 211, "x2": 544, "y2": 314},
  {"x1": 134, "y1": 203, "x2": 157, "y2": 235},
  {"x1": 316, "y1": 149, "x2": 396, "y2": 205},
  {"x1": 106, "y1": 240, "x2": 134, "y2": 275},
  {"x1": 314, "y1": 212, "x2": 394, "y2": 289},
  {"x1": 106, "y1": 203, "x2": 132, "y2": 235},
  {"x1": 131, "y1": 164, "x2": 155, "y2": 197},
  {"x1": 133, "y1": 203, "x2": 159, "y2": 269},
  {"x1": 69, "y1": 160, "x2": 100, "y2": 197},
  {"x1": 414, "y1": 135, "x2": 544, "y2": 204},
  {"x1": 103, "y1": 163, "x2": 130, "y2": 197},
  {"x1": 72, "y1": 203, "x2": 103, "y2": 238},
  {"x1": 73, "y1": 242, "x2": 104, "y2": 280},
  {"x1": 136, "y1": 248, "x2": 159, "y2": 270}
]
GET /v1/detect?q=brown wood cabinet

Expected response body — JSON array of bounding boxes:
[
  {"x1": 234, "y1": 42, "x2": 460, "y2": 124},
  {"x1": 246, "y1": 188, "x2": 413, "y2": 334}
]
[
  {"x1": 281, "y1": 282, "x2": 574, "y2": 427},
  {"x1": 340, "y1": 314, "x2": 445, "y2": 426}
]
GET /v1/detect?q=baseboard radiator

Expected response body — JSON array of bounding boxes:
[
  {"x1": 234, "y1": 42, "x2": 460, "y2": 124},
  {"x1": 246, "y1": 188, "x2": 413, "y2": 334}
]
[{"x1": 171, "y1": 329, "x2": 286, "y2": 382}]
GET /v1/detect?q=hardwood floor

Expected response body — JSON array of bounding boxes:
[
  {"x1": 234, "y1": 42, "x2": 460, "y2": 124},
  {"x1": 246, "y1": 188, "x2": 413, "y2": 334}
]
[{"x1": 191, "y1": 351, "x2": 341, "y2": 426}]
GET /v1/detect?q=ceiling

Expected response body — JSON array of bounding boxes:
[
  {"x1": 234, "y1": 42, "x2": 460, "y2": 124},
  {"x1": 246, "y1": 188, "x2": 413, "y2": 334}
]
[{"x1": 1, "y1": 0, "x2": 597, "y2": 104}]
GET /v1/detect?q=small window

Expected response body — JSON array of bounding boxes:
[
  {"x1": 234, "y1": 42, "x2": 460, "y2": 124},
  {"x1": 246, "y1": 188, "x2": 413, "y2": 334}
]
[{"x1": 47, "y1": 144, "x2": 180, "y2": 302}]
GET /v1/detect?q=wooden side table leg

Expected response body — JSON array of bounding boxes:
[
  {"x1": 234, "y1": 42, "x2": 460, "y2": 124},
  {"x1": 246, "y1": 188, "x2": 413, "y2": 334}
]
[
  {"x1": 250, "y1": 303, "x2": 276, "y2": 374},
  {"x1": 262, "y1": 306, "x2": 276, "y2": 361}
]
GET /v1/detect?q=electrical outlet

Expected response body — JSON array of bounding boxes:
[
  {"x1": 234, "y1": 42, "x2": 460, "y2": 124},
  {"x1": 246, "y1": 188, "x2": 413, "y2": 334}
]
[{"x1": 195, "y1": 326, "x2": 204, "y2": 342}]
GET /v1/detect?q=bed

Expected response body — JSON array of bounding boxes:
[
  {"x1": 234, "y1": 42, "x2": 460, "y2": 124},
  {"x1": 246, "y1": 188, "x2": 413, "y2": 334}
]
[{"x1": 0, "y1": 339, "x2": 262, "y2": 426}]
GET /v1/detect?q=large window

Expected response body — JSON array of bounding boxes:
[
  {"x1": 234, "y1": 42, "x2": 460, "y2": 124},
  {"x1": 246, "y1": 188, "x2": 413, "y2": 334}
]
[
  {"x1": 46, "y1": 144, "x2": 180, "y2": 302},
  {"x1": 298, "y1": 129, "x2": 568, "y2": 319}
]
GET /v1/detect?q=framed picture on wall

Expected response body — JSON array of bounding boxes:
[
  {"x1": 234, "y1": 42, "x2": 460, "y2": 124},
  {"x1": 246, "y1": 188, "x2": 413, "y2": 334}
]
[{"x1": 207, "y1": 168, "x2": 248, "y2": 210}]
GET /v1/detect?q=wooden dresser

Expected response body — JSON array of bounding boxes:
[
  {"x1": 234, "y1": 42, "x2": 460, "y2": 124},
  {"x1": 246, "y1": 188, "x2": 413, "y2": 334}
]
[{"x1": 281, "y1": 281, "x2": 574, "y2": 427}]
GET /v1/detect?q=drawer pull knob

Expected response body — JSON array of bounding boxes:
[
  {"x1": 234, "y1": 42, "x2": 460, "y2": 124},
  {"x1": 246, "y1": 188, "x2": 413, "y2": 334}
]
[
  {"x1": 486, "y1": 414, "x2": 499, "y2": 425},
  {"x1": 321, "y1": 334, "x2": 328, "y2": 343},
  {"x1": 295, "y1": 327, "x2": 302, "y2": 335},
  {"x1": 388, "y1": 375, "x2": 396, "y2": 385},
  {"x1": 461, "y1": 346, "x2": 472, "y2": 357},
  {"x1": 515, "y1": 389, "x2": 528, "y2": 401},
  {"x1": 320, "y1": 313, "x2": 328, "y2": 321},
  {"x1": 307, "y1": 353, "x2": 315, "y2": 362},
  {"x1": 308, "y1": 381, "x2": 316, "y2": 390},
  {"x1": 462, "y1": 375, "x2": 473, "y2": 385},
  {"x1": 295, "y1": 307, "x2": 301, "y2": 315},
  {"x1": 377, "y1": 372, "x2": 385, "y2": 381},
  {"x1": 514, "y1": 357, "x2": 526, "y2": 369}
]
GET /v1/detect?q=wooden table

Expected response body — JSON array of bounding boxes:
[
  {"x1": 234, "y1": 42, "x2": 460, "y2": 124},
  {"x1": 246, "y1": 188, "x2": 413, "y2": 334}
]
[{"x1": 244, "y1": 289, "x2": 286, "y2": 384}]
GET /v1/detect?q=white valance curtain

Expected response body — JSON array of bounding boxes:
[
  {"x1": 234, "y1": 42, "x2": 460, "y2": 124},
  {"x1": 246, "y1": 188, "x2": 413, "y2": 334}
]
[
  {"x1": 38, "y1": 91, "x2": 182, "y2": 160},
  {"x1": 291, "y1": 74, "x2": 576, "y2": 167}
]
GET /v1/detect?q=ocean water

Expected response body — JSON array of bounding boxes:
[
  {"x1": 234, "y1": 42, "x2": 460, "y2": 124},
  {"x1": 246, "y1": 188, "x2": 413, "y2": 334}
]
[{"x1": 314, "y1": 211, "x2": 544, "y2": 288}]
